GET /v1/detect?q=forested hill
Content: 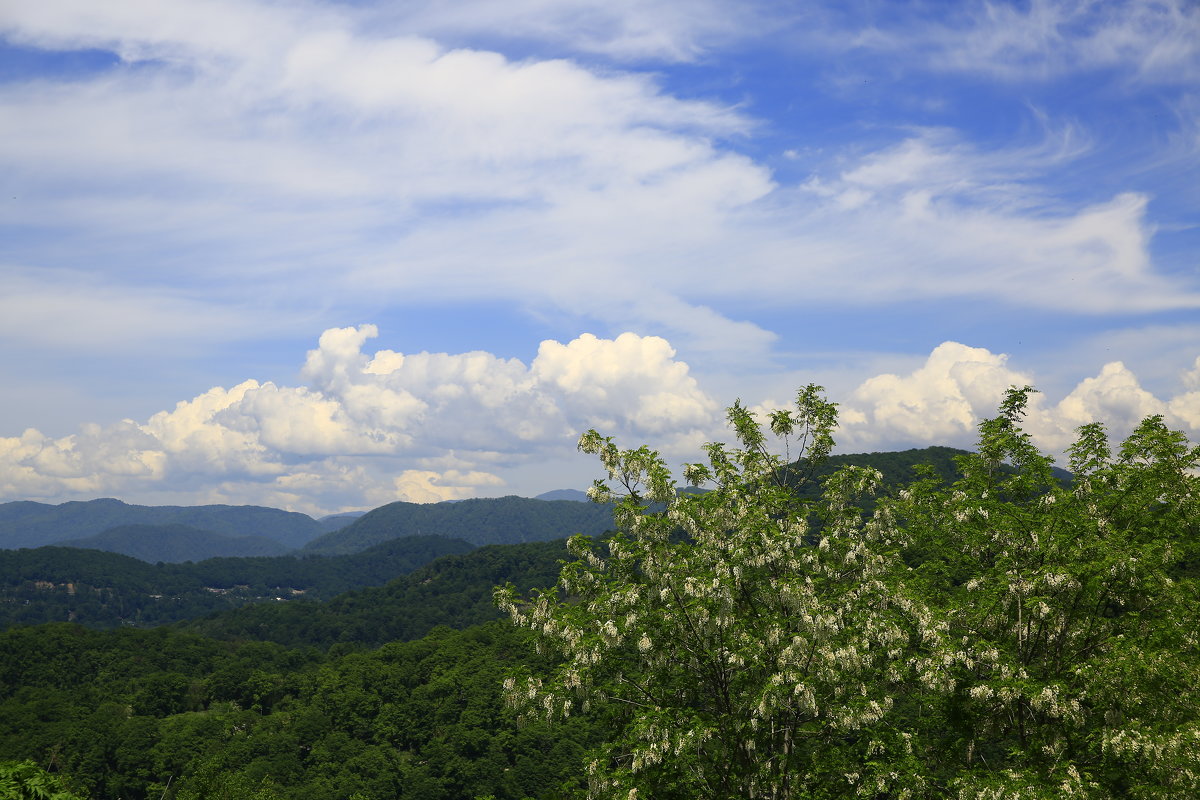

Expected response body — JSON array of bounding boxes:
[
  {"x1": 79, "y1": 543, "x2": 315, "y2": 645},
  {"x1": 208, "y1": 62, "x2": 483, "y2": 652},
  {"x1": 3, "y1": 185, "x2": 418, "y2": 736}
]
[
  {"x1": 786, "y1": 445, "x2": 1072, "y2": 499},
  {"x1": 302, "y1": 495, "x2": 615, "y2": 555},
  {"x1": 788, "y1": 445, "x2": 970, "y2": 498},
  {"x1": 0, "y1": 535, "x2": 474, "y2": 629},
  {"x1": 185, "y1": 539, "x2": 571, "y2": 648},
  {"x1": 0, "y1": 498, "x2": 332, "y2": 550},
  {"x1": 176, "y1": 451, "x2": 984, "y2": 649}
]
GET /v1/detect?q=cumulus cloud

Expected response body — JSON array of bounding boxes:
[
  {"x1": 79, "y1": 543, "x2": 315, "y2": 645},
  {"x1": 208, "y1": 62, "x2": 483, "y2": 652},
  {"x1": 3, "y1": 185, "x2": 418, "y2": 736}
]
[
  {"x1": 1165, "y1": 357, "x2": 1200, "y2": 430},
  {"x1": 841, "y1": 341, "x2": 1200, "y2": 456},
  {"x1": 843, "y1": 342, "x2": 1033, "y2": 445},
  {"x1": 1, "y1": 328, "x2": 1196, "y2": 514},
  {"x1": 0, "y1": 327, "x2": 719, "y2": 514}
]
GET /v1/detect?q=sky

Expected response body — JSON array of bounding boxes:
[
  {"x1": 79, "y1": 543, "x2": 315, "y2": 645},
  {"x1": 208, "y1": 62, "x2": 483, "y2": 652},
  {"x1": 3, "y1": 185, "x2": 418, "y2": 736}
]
[{"x1": 1, "y1": 0, "x2": 1198, "y2": 516}]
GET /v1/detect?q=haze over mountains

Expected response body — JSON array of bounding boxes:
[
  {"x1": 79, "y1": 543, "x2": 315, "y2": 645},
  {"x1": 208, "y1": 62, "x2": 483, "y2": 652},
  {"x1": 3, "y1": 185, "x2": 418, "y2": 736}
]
[
  {"x1": 0, "y1": 447, "x2": 995, "y2": 645},
  {"x1": 0, "y1": 447, "x2": 999, "y2": 566},
  {"x1": 0, "y1": 491, "x2": 593, "y2": 563},
  {"x1": 301, "y1": 495, "x2": 615, "y2": 555},
  {"x1": 0, "y1": 446, "x2": 991, "y2": 566},
  {"x1": 61, "y1": 524, "x2": 291, "y2": 563},
  {"x1": 0, "y1": 498, "x2": 333, "y2": 553}
]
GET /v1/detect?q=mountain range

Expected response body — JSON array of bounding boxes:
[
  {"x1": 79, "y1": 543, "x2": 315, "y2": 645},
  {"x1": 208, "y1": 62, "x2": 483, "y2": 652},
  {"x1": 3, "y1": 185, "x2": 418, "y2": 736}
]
[
  {"x1": 0, "y1": 446, "x2": 1046, "y2": 639},
  {"x1": 0, "y1": 447, "x2": 1025, "y2": 565},
  {"x1": 301, "y1": 494, "x2": 616, "y2": 555},
  {"x1": 0, "y1": 498, "x2": 338, "y2": 551},
  {"x1": 59, "y1": 523, "x2": 292, "y2": 563}
]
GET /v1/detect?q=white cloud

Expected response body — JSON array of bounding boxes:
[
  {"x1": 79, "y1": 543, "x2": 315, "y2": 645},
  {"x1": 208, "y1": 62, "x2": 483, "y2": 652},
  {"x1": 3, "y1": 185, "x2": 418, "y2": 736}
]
[
  {"x1": 1185, "y1": 357, "x2": 1200, "y2": 392},
  {"x1": 769, "y1": 131, "x2": 1200, "y2": 314},
  {"x1": 0, "y1": 327, "x2": 720, "y2": 513},
  {"x1": 532, "y1": 332, "x2": 717, "y2": 437},
  {"x1": 1165, "y1": 356, "x2": 1200, "y2": 430},
  {"x1": 1055, "y1": 362, "x2": 1167, "y2": 431},
  {"x1": 0, "y1": 267, "x2": 280, "y2": 353},
  {"x1": 364, "y1": 0, "x2": 776, "y2": 63},
  {"x1": 2, "y1": 0, "x2": 1200, "y2": 508},
  {"x1": 841, "y1": 341, "x2": 1200, "y2": 455},
  {"x1": 3, "y1": 0, "x2": 1197, "y2": 374},
  {"x1": 1, "y1": 328, "x2": 1197, "y2": 513},
  {"x1": 0, "y1": 0, "x2": 779, "y2": 363},
  {"x1": 844, "y1": 342, "x2": 1032, "y2": 446}
]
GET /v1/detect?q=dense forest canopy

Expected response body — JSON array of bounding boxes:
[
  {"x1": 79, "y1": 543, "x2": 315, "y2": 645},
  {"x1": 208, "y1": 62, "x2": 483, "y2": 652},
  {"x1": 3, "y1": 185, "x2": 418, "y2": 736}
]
[{"x1": 0, "y1": 536, "x2": 474, "y2": 630}]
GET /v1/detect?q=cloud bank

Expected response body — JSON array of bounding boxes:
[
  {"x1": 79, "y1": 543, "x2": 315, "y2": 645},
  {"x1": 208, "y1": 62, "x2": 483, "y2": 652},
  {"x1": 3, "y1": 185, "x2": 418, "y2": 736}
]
[
  {"x1": 1, "y1": 329, "x2": 1195, "y2": 515},
  {"x1": 0, "y1": 328, "x2": 717, "y2": 514}
]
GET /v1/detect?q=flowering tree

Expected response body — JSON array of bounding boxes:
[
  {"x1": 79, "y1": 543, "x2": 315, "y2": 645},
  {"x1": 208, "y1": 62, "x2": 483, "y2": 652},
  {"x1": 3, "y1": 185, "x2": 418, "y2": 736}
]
[
  {"x1": 497, "y1": 386, "x2": 940, "y2": 798},
  {"x1": 496, "y1": 385, "x2": 1200, "y2": 799},
  {"x1": 895, "y1": 389, "x2": 1200, "y2": 798}
]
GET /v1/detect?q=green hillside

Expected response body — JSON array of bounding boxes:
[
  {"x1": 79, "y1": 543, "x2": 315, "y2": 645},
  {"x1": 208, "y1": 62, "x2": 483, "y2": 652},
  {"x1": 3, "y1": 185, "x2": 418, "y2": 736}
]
[
  {"x1": 0, "y1": 620, "x2": 598, "y2": 800},
  {"x1": 185, "y1": 539, "x2": 571, "y2": 649},
  {"x1": 0, "y1": 535, "x2": 475, "y2": 629},
  {"x1": 788, "y1": 444, "x2": 1071, "y2": 497}
]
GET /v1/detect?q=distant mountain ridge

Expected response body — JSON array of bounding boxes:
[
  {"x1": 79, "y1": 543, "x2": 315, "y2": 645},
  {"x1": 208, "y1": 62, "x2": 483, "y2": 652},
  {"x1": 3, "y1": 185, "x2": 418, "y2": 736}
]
[
  {"x1": 0, "y1": 498, "x2": 326, "y2": 551},
  {"x1": 302, "y1": 495, "x2": 615, "y2": 555},
  {"x1": 0, "y1": 447, "x2": 1066, "y2": 561},
  {"x1": 534, "y1": 489, "x2": 589, "y2": 502},
  {"x1": 317, "y1": 511, "x2": 367, "y2": 529},
  {"x1": 61, "y1": 523, "x2": 290, "y2": 563}
]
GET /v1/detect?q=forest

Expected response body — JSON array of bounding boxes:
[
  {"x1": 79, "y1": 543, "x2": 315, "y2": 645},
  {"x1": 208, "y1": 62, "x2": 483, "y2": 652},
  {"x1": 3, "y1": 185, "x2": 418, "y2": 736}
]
[
  {"x1": 1, "y1": 393, "x2": 1197, "y2": 799},
  {"x1": 0, "y1": 535, "x2": 476, "y2": 629}
]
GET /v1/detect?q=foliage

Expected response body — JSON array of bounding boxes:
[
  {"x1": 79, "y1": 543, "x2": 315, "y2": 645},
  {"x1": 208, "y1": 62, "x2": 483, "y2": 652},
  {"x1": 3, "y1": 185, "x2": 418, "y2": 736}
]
[
  {"x1": 0, "y1": 760, "x2": 87, "y2": 800},
  {"x1": 499, "y1": 386, "x2": 1200, "y2": 799},
  {"x1": 498, "y1": 385, "x2": 931, "y2": 798},
  {"x1": 896, "y1": 391, "x2": 1200, "y2": 798},
  {"x1": 0, "y1": 621, "x2": 597, "y2": 800}
]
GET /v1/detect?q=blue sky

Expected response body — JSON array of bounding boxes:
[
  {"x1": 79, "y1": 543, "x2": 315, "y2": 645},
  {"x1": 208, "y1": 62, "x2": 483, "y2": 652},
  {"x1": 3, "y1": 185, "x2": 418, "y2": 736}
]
[{"x1": 1, "y1": 0, "x2": 1198, "y2": 515}]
